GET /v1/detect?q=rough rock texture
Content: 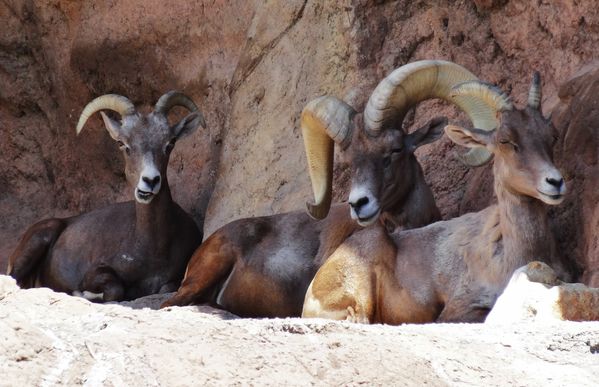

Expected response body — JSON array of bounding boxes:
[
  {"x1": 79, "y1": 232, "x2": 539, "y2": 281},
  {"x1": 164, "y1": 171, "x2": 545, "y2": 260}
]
[
  {"x1": 486, "y1": 261, "x2": 599, "y2": 324},
  {"x1": 2, "y1": 0, "x2": 599, "y2": 284},
  {"x1": 0, "y1": 0, "x2": 256, "y2": 267},
  {"x1": 1, "y1": 275, "x2": 598, "y2": 385},
  {"x1": 551, "y1": 63, "x2": 599, "y2": 286}
]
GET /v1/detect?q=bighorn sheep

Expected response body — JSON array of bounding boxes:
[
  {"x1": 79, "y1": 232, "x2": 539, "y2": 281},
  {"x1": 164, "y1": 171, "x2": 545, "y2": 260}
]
[
  {"x1": 303, "y1": 72, "x2": 568, "y2": 323},
  {"x1": 161, "y1": 60, "x2": 496, "y2": 318},
  {"x1": 7, "y1": 91, "x2": 204, "y2": 301}
]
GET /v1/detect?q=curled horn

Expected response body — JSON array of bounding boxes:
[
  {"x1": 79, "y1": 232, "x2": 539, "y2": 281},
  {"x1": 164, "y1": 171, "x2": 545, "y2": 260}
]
[
  {"x1": 450, "y1": 81, "x2": 512, "y2": 112},
  {"x1": 301, "y1": 96, "x2": 356, "y2": 219},
  {"x1": 363, "y1": 60, "x2": 500, "y2": 166},
  {"x1": 76, "y1": 95, "x2": 136, "y2": 134},
  {"x1": 528, "y1": 71, "x2": 542, "y2": 110},
  {"x1": 155, "y1": 90, "x2": 206, "y2": 127},
  {"x1": 449, "y1": 80, "x2": 514, "y2": 163}
]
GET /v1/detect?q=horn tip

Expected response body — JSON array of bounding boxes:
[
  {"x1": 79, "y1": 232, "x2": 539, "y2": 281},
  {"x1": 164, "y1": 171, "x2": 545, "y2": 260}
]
[
  {"x1": 306, "y1": 202, "x2": 329, "y2": 220},
  {"x1": 75, "y1": 120, "x2": 85, "y2": 135}
]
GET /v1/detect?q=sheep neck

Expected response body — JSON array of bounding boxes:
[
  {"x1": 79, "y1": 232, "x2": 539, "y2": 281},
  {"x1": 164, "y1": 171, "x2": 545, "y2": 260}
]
[
  {"x1": 494, "y1": 173, "x2": 553, "y2": 272},
  {"x1": 134, "y1": 178, "x2": 174, "y2": 248},
  {"x1": 382, "y1": 163, "x2": 440, "y2": 231}
]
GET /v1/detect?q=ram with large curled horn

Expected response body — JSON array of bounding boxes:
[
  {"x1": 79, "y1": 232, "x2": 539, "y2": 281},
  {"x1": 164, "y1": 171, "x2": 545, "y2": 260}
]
[
  {"x1": 303, "y1": 71, "x2": 570, "y2": 324},
  {"x1": 7, "y1": 91, "x2": 205, "y2": 301},
  {"x1": 160, "y1": 60, "x2": 483, "y2": 317},
  {"x1": 302, "y1": 59, "x2": 499, "y2": 225}
]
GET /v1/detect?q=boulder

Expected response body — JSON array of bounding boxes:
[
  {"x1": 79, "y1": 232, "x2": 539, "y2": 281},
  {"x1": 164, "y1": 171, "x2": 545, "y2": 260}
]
[{"x1": 486, "y1": 261, "x2": 599, "y2": 324}]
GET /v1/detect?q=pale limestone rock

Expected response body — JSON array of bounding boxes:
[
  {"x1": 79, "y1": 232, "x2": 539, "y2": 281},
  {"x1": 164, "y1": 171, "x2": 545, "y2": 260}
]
[
  {"x1": 1, "y1": 275, "x2": 598, "y2": 385},
  {"x1": 486, "y1": 261, "x2": 599, "y2": 324},
  {"x1": 0, "y1": 275, "x2": 18, "y2": 299}
]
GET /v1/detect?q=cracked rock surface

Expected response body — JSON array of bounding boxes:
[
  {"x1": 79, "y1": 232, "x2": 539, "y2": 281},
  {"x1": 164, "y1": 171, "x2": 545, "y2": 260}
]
[{"x1": 1, "y1": 275, "x2": 598, "y2": 385}]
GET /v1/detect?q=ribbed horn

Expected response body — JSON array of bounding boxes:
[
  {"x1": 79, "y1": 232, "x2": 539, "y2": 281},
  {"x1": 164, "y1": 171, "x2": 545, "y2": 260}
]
[
  {"x1": 364, "y1": 60, "x2": 500, "y2": 166},
  {"x1": 155, "y1": 90, "x2": 198, "y2": 114},
  {"x1": 450, "y1": 81, "x2": 512, "y2": 111},
  {"x1": 301, "y1": 96, "x2": 356, "y2": 219},
  {"x1": 450, "y1": 80, "x2": 513, "y2": 165},
  {"x1": 528, "y1": 71, "x2": 542, "y2": 110},
  {"x1": 76, "y1": 95, "x2": 136, "y2": 134}
]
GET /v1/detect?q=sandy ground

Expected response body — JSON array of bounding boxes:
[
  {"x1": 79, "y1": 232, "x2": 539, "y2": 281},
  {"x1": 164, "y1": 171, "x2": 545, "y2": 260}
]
[{"x1": 1, "y1": 275, "x2": 598, "y2": 386}]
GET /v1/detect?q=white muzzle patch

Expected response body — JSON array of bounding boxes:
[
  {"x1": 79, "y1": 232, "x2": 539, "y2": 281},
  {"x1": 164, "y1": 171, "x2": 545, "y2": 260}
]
[
  {"x1": 348, "y1": 185, "x2": 382, "y2": 226},
  {"x1": 135, "y1": 157, "x2": 161, "y2": 204},
  {"x1": 537, "y1": 168, "x2": 566, "y2": 205}
]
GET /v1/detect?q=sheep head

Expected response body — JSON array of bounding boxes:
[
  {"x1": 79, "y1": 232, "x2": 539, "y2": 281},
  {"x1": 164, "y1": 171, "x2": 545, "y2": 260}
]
[
  {"x1": 301, "y1": 60, "x2": 499, "y2": 224},
  {"x1": 76, "y1": 91, "x2": 206, "y2": 204},
  {"x1": 445, "y1": 73, "x2": 565, "y2": 205}
]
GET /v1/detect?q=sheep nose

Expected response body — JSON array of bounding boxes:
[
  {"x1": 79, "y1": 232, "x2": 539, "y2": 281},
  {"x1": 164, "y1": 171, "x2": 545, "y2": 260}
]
[
  {"x1": 545, "y1": 177, "x2": 563, "y2": 189},
  {"x1": 349, "y1": 196, "x2": 369, "y2": 210},
  {"x1": 142, "y1": 175, "x2": 161, "y2": 189}
]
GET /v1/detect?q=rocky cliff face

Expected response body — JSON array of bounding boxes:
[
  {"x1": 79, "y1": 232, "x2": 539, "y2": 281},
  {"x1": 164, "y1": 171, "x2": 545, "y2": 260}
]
[
  {"x1": 1, "y1": 0, "x2": 599, "y2": 283},
  {"x1": 1, "y1": 0, "x2": 256, "y2": 265}
]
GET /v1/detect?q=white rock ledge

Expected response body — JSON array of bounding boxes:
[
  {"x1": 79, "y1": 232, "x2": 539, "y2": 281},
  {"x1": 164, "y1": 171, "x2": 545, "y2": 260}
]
[{"x1": 1, "y1": 274, "x2": 598, "y2": 386}]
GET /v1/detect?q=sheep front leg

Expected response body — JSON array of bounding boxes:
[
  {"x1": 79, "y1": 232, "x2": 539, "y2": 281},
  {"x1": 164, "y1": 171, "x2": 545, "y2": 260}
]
[
  {"x1": 79, "y1": 265, "x2": 125, "y2": 302},
  {"x1": 302, "y1": 252, "x2": 374, "y2": 324}
]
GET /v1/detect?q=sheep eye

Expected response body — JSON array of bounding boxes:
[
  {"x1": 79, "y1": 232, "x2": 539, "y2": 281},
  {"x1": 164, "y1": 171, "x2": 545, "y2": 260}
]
[
  {"x1": 500, "y1": 139, "x2": 518, "y2": 152},
  {"x1": 117, "y1": 141, "x2": 130, "y2": 155},
  {"x1": 391, "y1": 147, "x2": 403, "y2": 154}
]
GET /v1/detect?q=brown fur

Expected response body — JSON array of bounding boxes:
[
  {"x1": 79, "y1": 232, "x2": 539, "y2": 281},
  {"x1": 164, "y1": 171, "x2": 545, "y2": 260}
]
[
  {"x1": 161, "y1": 117, "x2": 447, "y2": 316},
  {"x1": 303, "y1": 102, "x2": 569, "y2": 324},
  {"x1": 7, "y1": 99, "x2": 204, "y2": 301}
]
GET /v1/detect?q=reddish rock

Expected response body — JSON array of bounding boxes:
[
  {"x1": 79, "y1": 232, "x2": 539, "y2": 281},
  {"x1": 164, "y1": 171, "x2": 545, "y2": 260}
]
[
  {"x1": 0, "y1": 0, "x2": 255, "y2": 267},
  {"x1": 551, "y1": 62, "x2": 599, "y2": 286},
  {"x1": 2, "y1": 0, "x2": 599, "y2": 286}
]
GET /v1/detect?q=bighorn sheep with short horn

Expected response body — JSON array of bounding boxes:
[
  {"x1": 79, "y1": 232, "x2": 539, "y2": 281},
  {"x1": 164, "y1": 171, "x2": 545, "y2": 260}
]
[
  {"x1": 161, "y1": 60, "x2": 496, "y2": 317},
  {"x1": 7, "y1": 91, "x2": 204, "y2": 301},
  {"x1": 303, "y1": 72, "x2": 569, "y2": 323}
]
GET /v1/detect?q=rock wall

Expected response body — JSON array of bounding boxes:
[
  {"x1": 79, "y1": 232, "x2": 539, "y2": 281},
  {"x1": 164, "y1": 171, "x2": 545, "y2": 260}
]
[
  {"x1": 0, "y1": 0, "x2": 257, "y2": 264},
  {"x1": 2, "y1": 0, "x2": 599, "y2": 283},
  {"x1": 552, "y1": 63, "x2": 599, "y2": 285}
]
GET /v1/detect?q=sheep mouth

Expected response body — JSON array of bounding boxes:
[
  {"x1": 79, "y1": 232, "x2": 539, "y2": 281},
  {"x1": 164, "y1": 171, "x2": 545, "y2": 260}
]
[
  {"x1": 537, "y1": 190, "x2": 564, "y2": 204},
  {"x1": 356, "y1": 208, "x2": 382, "y2": 227},
  {"x1": 135, "y1": 189, "x2": 155, "y2": 204}
]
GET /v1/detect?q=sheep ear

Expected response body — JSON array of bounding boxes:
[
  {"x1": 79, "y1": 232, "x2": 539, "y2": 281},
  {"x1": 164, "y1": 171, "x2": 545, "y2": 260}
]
[
  {"x1": 100, "y1": 111, "x2": 125, "y2": 141},
  {"x1": 445, "y1": 124, "x2": 494, "y2": 149},
  {"x1": 171, "y1": 111, "x2": 206, "y2": 139},
  {"x1": 405, "y1": 116, "x2": 447, "y2": 151}
]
